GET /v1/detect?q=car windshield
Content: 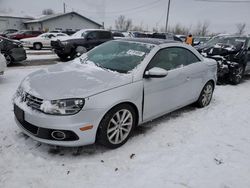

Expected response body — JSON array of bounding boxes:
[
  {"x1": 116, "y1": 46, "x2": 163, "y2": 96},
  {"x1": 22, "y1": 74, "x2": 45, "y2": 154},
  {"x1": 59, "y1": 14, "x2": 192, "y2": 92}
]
[
  {"x1": 80, "y1": 40, "x2": 155, "y2": 73},
  {"x1": 204, "y1": 36, "x2": 246, "y2": 47},
  {"x1": 72, "y1": 30, "x2": 87, "y2": 38}
]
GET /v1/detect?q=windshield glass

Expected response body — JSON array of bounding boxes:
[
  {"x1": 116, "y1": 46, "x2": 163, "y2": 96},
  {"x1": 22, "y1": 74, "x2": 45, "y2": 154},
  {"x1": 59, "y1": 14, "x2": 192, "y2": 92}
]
[
  {"x1": 72, "y1": 30, "x2": 87, "y2": 38},
  {"x1": 205, "y1": 36, "x2": 246, "y2": 47},
  {"x1": 81, "y1": 40, "x2": 155, "y2": 73}
]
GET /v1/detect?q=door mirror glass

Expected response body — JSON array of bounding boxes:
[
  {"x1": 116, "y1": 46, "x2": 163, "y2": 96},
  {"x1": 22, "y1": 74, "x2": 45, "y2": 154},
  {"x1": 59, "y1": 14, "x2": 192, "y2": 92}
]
[{"x1": 145, "y1": 67, "x2": 168, "y2": 78}]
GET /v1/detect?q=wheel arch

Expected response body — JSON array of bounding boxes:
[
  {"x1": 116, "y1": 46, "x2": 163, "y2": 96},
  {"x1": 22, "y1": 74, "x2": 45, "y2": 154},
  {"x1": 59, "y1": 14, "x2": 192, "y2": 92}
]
[
  {"x1": 95, "y1": 101, "x2": 140, "y2": 142},
  {"x1": 102, "y1": 101, "x2": 139, "y2": 127}
]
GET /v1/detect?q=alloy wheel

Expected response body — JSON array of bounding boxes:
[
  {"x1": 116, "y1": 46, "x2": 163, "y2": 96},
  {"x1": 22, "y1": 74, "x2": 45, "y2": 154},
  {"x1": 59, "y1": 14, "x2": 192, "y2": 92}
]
[
  {"x1": 201, "y1": 84, "x2": 213, "y2": 106},
  {"x1": 107, "y1": 109, "x2": 133, "y2": 145},
  {"x1": 235, "y1": 66, "x2": 244, "y2": 83}
]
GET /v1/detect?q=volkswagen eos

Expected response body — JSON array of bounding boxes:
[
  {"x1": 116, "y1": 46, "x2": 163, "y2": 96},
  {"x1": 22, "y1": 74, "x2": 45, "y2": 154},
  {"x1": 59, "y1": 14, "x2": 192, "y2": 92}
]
[{"x1": 13, "y1": 38, "x2": 217, "y2": 148}]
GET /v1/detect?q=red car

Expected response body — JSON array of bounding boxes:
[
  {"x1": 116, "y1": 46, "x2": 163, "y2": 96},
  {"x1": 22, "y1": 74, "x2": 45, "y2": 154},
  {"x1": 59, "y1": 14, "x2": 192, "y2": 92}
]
[{"x1": 7, "y1": 30, "x2": 43, "y2": 40}]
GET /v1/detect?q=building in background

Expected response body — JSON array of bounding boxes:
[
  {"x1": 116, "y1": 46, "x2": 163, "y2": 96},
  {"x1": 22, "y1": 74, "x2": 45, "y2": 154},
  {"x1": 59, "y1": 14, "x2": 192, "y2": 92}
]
[
  {"x1": 0, "y1": 12, "x2": 102, "y2": 32},
  {"x1": 24, "y1": 12, "x2": 102, "y2": 32},
  {"x1": 0, "y1": 15, "x2": 33, "y2": 31}
]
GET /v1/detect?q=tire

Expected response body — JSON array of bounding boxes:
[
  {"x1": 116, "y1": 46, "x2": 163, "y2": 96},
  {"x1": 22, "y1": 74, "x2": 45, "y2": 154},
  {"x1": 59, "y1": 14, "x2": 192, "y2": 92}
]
[
  {"x1": 196, "y1": 81, "x2": 214, "y2": 108},
  {"x1": 97, "y1": 104, "x2": 137, "y2": 149},
  {"x1": 230, "y1": 64, "x2": 245, "y2": 85},
  {"x1": 33, "y1": 43, "x2": 42, "y2": 50},
  {"x1": 58, "y1": 54, "x2": 69, "y2": 61},
  {"x1": 4, "y1": 53, "x2": 13, "y2": 66}
]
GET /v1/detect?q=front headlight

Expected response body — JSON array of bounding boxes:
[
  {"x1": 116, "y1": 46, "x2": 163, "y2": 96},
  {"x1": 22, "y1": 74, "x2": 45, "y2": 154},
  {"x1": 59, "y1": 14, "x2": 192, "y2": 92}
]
[{"x1": 40, "y1": 98, "x2": 85, "y2": 115}]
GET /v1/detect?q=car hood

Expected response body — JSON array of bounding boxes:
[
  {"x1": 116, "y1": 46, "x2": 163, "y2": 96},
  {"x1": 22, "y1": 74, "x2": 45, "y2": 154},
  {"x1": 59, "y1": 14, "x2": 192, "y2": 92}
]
[
  {"x1": 20, "y1": 61, "x2": 133, "y2": 100},
  {"x1": 202, "y1": 43, "x2": 241, "y2": 56}
]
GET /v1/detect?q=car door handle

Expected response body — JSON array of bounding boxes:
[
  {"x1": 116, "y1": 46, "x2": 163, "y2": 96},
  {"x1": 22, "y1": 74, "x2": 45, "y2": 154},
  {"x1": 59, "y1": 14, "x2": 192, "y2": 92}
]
[{"x1": 186, "y1": 77, "x2": 190, "y2": 81}]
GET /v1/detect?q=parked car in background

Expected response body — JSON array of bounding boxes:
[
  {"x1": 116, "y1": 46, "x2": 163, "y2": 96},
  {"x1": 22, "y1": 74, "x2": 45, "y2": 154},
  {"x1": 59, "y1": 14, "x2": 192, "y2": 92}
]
[
  {"x1": 13, "y1": 38, "x2": 217, "y2": 149},
  {"x1": 130, "y1": 31, "x2": 148, "y2": 38},
  {"x1": 51, "y1": 29, "x2": 113, "y2": 61},
  {"x1": 175, "y1": 34, "x2": 186, "y2": 42},
  {"x1": 21, "y1": 32, "x2": 68, "y2": 50},
  {"x1": 150, "y1": 32, "x2": 183, "y2": 42},
  {"x1": 50, "y1": 30, "x2": 76, "y2": 36},
  {"x1": 0, "y1": 29, "x2": 18, "y2": 37},
  {"x1": 122, "y1": 31, "x2": 134, "y2": 38},
  {"x1": 7, "y1": 30, "x2": 43, "y2": 40},
  {"x1": 112, "y1": 31, "x2": 125, "y2": 39},
  {"x1": 0, "y1": 53, "x2": 6, "y2": 75},
  {"x1": 198, "y1": 35, "x2": 250, "y2": 84},
  {"x1": 193, "y1": 36, "x2": 211, "y2": 46},
  {"x1": 0, "y1": 37, "x2": 27, "y2": 66}
]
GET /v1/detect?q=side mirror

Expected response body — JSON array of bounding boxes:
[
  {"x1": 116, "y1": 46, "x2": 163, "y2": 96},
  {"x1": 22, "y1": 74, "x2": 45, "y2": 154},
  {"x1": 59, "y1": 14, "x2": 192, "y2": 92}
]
[
  {"x1": 144, "y1": 67, "x2": 168, "y2": 78},
  {"x1": 76, "y1": 46, "x2": 87, "y2": 57}
]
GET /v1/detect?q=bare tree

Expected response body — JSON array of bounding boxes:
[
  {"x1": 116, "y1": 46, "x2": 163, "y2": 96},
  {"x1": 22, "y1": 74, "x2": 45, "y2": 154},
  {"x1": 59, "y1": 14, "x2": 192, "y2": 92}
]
[
  {"x1": 115, "y1": 15, "x2": 132, "y2": 31},
  {"x1": 42, "y1": 9, "x2": 55, "y2": 15},
  {"x1": 236, "y1": 23, "x2": 246, "y2": 35},
  {"x1": 169, "y1": 23, "x2": 190, "y2": 35},
  {"x1": 132, "y1": 25, "x2": 144, "y2": 32},
  {"x1": 193, "y1": 21, "x2": 210, "y2": 36}
]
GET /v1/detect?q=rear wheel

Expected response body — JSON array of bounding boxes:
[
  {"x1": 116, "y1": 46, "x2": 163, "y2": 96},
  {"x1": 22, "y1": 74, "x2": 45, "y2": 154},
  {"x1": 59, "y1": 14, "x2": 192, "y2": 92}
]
[
  {"x1": 196, "y1": 81, "x2": 214, "y2": 108},
  {"x1": 230, "y1": 64, "x2": 244, "y2": 85},
  {"x1": 33, "y1": 43, "x2": 42, "y2": 50},
  {"x1": 97, "y1": 104, "x2": 136, "y2": 149},
  {"x1": 58, "y1": 54, "x2": 69, "y2": 61}
]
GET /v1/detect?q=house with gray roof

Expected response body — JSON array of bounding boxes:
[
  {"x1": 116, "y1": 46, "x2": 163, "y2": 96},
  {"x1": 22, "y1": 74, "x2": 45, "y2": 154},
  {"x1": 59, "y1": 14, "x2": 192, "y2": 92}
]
[{"x1": 24, "y1": 12, "x2": 102, "y2": 32}]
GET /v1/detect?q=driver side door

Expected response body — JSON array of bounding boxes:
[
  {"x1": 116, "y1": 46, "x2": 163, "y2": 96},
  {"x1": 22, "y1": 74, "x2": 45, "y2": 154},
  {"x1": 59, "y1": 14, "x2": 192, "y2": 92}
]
[{"x1": 143, "y1": 47, "x2": 190, "y2": 122}]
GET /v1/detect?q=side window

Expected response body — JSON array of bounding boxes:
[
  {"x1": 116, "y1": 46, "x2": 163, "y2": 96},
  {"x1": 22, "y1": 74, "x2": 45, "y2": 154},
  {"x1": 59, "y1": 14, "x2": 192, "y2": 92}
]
[
  {"x1": 87, "y1": 32, "x2": 98, "y2": 40},
  {"x1": 99, "y1": 31, "x2": 111, "y2": 39},
  {"x1": 147, "y1": 47, "x2": 200, "y2": 71},
  {"x1": 186, "y1": 49, "x2": 200, "y2": 65},
  {"x1": 25, "y1": 31, "x2": 32, "y2": 35},
  {"x1": 247, "y1": 39, "x2": 250, "y2": 48},
  {"x1": 57, "y1": 34, "x2": 65, "y2": 37}
]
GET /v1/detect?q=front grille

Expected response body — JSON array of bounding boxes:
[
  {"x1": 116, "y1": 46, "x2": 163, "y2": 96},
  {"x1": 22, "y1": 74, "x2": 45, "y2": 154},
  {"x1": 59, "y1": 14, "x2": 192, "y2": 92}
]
[
  {"x1": 51, "y1": 40, "x2": 62, "y2": 49},
  {"x1": 25, "y1": 93, "x2": 43, "y2": 111}
]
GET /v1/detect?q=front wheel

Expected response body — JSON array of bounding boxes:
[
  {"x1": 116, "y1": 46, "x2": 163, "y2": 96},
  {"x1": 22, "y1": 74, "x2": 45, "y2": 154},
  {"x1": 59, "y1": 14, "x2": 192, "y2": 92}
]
[
  {"x1": 196, "y1": 81, "x2": 214, "y2": 108},
  {"x1": 4, "y1": 53, "x2": 13, "y2": 66},
  {"x1": 230, "y1": 64, "x2": 244, "y2": 85},
  {"x1": 97, "y1": 104, "x2": 137, "y2": 149}
]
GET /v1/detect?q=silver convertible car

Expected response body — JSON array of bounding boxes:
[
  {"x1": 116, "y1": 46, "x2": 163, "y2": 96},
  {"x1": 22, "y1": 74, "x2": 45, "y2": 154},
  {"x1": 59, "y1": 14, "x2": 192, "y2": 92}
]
[{"x1": 13, "y1": 38, "x2": 217, "y2": 148}]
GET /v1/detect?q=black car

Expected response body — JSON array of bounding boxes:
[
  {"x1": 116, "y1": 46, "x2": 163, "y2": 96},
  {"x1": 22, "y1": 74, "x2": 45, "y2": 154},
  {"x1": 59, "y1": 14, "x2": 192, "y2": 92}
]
[
  {"x1": 51, "y1": 29, "x2": 113, "y2": 61},
  {"x1": 197, "y1": 35, "x2": 250, "y2": 84},
  {"x1": 150, "y1": 32, "x2": 183, "y2": 42},
  {"x1": 0, "y1": 36, "x2": 27, "y2": 66}
]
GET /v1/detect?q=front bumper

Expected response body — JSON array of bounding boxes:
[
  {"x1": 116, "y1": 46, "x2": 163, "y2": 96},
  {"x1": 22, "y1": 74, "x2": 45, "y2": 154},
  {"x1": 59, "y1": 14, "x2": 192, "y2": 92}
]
[
  {"x1": 14, "y1": 102, "x2": 104, "y2": 147},
  {"x1": 51, "y1": 41, "x2": 72, "y2": 56}
]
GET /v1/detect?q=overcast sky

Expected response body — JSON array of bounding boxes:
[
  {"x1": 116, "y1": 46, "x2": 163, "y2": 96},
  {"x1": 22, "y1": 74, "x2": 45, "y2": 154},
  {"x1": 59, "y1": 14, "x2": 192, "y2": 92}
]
[{"x1": 0, "y1": 0, "x2": 250, "y2": 34}]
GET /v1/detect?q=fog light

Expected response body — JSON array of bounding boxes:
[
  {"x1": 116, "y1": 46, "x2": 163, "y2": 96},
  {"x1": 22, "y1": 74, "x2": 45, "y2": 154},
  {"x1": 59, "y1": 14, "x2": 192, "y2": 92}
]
[{"x1": 51, "y1": 131, "x2": 66, "y2": 140}]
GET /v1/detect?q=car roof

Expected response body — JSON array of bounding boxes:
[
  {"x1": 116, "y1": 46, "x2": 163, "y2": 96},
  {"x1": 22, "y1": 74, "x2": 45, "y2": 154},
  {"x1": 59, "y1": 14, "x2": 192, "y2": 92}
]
[{"x1": 118, "y1": 38, "x2": 178, "y2": 45}]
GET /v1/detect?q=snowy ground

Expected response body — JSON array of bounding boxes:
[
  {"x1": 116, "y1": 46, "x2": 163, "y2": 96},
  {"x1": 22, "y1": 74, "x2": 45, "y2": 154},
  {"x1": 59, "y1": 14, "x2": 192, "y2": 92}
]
[{"x1": 0, "y1": 65, "x2": 250, "y2": 188}]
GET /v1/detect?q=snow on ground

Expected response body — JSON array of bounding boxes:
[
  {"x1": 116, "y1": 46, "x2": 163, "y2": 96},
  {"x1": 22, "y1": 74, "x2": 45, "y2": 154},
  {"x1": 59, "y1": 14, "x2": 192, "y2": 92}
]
[
  {"x1": 26, "y1": 54, "x2": 58, "y2": 61},
  {"x1": 0, "y1": 66, "x2": 250, "y2": 188}
]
